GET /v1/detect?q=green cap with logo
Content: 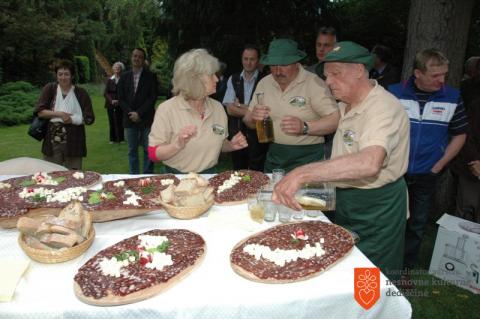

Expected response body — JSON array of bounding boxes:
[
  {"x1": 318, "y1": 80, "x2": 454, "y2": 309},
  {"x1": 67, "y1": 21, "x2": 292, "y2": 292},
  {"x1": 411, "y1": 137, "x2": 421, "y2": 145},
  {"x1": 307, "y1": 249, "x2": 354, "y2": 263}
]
[
  {"x1": 260, "y1": 38, "x2": 307, "y2": 66},
  {"x1": 317, "y1": 41, "x2": 374, "y2": 76}
]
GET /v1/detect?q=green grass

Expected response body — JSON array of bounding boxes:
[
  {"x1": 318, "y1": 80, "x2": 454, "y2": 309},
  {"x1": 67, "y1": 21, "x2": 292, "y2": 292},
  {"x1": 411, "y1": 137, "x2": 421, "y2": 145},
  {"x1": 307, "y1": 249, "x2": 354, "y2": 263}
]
[{"x1": 1, "y1": 84, "x2": 479, "y2": 318}]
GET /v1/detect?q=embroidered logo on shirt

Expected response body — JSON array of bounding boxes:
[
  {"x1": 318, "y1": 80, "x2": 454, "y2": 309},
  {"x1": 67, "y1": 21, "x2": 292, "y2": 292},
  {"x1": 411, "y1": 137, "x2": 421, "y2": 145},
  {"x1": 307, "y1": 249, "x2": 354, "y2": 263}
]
[
  {"x1": 212, "y1": 124, "x2": 225, "y2": 136},
  {"x1": 343, "y1": 130, "x2": 355, "y2": 146},
  {"x1": 431, "y1": 106, "x2": 445, "y2": 114},
  {"x1": 289, "y1": 96, "x2": 307, "y2": 107}
]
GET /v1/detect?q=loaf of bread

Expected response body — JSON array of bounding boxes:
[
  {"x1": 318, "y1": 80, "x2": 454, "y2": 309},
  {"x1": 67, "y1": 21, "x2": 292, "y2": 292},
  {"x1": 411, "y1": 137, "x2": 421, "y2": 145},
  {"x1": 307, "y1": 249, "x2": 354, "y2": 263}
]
[
  {"x1": 158, "y1": 173, "x2": 214, "y2": 208},
  {"x1": 17, "y1": 201, "x2": 93, "y2": 251}
]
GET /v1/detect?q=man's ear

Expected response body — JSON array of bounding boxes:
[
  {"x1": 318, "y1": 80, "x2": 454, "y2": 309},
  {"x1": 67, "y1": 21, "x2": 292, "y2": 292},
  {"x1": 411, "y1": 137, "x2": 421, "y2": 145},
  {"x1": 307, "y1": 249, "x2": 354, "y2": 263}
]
[{"x1": 413, "y1": 69, "x2": 421, "y2": 79}]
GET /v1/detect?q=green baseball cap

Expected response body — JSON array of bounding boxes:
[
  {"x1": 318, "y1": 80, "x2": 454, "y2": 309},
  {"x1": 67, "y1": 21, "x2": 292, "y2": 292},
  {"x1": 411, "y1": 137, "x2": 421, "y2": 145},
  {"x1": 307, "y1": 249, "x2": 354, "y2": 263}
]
[
  {"x1": 317, "y1": 41, "x2": 374, "y2": 75},
  {"x1": 260, "y1": 39, "x2": 307, "y2": 66}
]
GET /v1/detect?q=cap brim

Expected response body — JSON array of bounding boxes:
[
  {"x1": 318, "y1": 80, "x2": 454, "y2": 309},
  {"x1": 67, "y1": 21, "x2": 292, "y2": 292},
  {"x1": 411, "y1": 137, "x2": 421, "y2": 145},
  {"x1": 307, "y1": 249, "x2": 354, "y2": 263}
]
[{"x1": 260, "y1": 52, "x2": 307, "y2": 66}]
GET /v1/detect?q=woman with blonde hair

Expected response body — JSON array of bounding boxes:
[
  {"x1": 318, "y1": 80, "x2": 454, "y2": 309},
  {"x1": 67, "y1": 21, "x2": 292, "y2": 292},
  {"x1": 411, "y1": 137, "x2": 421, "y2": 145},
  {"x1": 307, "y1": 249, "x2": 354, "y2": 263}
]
[
  {"x1": 148, "y1": 49, "x2": 247, "y2": 173},
  {"x1": 104, "y1": 61, "x2": 125, "y2": 143}
]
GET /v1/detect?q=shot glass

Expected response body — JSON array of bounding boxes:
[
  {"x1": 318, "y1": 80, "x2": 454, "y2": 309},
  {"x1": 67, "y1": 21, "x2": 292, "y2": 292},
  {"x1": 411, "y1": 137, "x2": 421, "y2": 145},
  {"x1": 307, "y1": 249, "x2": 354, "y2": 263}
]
[
  {"x1": 271, "y1": 168, "x2": 285, "y2": 185},
  {"x1": 291, "y1": 209, "x2": 305, "y2": 220},
  {"x1": 263, "y1": 201, "x2": 277, "y2": 222},
  {"x1": 277, "y1": 204, "x2": 293, "y2": 223},
  {"x1": 248, "y1": 194, "x2": 264, "y2": 223}
]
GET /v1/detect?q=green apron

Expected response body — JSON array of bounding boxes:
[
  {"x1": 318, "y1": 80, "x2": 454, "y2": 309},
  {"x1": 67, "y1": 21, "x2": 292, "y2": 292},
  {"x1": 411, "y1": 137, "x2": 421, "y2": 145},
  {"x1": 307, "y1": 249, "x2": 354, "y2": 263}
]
[
  {"x1": 264, "y1": 143, "x2": 324, "y2": 173},
  {"x1": 162, "y1": 165, "x2": 217, "y2": 174},
  {"x1": 336, "y1": 178, "x2": 407, "y2": 279}
]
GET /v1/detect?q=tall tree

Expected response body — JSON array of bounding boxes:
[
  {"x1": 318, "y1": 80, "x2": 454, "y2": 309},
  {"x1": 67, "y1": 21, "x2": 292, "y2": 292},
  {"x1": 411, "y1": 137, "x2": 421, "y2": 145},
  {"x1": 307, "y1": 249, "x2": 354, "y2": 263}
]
[{"x1": 402, "y1": 0, "x2": 476, "y2": 86}]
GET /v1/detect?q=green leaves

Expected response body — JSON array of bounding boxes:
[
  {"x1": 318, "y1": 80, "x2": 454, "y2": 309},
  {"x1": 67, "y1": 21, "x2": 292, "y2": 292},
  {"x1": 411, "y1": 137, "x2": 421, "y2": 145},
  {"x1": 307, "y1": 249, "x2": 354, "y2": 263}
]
[
  {"x1": 147, "y1": 240, "x2": 170, "y2": 254},
  {"x1": 242, "y1": 175, "x2": 251, "y2": 182},
  {"x1": 141, "y1": 185, "x2": 154, "y2": 194},
  {"x1": 88, "y1": 191, "x2": 116, "y2": 204},
  {"x1": 20, "y1": 179, "x2": 35, "y2": 186}
]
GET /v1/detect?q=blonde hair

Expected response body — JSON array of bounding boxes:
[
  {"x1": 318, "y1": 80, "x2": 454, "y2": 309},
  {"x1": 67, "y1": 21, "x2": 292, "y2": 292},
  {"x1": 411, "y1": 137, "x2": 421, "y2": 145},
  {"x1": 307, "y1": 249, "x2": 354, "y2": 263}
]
[
  {"x1": 172, "y1": 48, "x2": 220, "y2": 99},
  {"x1": 414, "y1": 49, "x2": 449, "y2": 72}
]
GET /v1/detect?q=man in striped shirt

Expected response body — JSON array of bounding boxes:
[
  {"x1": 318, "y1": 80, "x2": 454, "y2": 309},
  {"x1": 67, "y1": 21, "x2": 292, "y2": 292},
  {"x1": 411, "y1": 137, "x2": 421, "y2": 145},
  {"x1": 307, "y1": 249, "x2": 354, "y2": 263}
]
[{"x1": 389, "y1": 49, "x2": 468, "y2": 271}]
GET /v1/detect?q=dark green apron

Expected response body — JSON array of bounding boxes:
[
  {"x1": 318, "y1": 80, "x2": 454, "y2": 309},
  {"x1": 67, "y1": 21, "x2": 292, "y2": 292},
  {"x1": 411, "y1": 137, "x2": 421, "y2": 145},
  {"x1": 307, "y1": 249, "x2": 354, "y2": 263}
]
[
  {"x1": 264, "y1": 143, "x2": 324, "y2": 173},
  {"x1": 162, "y1": 165, "x2": 217, "y2": 174},
  {"x1": 336, "y1": 178, "x2": 407, "y2": 279}
]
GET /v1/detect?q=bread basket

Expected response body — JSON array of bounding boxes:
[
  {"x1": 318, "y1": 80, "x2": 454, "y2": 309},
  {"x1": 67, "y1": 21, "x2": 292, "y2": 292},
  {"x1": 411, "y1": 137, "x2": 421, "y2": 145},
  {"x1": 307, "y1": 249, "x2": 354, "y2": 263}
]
[
  {"x1": 18, "y1": 228, "x2": 95, "y2": 263},
  {"x1": 161, "y1": 199, "x2": 214, "y2": 220}
]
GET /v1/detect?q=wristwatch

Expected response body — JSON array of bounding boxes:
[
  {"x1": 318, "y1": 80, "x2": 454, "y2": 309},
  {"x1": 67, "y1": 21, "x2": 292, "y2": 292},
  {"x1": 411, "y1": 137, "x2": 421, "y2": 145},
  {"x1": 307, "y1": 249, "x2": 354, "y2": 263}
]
[{"x1": 302, "y1": 122, "x2": 309, "y2": 135}]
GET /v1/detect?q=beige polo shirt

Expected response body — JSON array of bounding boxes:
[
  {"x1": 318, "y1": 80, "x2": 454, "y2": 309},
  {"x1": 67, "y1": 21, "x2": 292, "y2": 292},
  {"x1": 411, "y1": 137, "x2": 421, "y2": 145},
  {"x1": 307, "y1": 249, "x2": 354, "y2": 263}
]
[
  {"x1": 149, "y1": 95, "x2": 228, "y2": 172},
  {"x1": 332, "y1": 81, "x2": 410, "y2": 189},
  {"x1": 248, "y1": 66, "x2": 337, "y2": 145}
]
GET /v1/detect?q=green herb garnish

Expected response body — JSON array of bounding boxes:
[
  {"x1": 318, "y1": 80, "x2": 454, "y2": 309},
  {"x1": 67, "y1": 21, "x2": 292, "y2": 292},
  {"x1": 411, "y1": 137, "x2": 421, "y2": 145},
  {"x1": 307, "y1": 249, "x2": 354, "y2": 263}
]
[
  {"x1": 31, "y1": 194, "x2": 46, "y2": 202},
  {"x1": 290, "y1": 237, "x2": 300, "y2": 244},
  {"x1": 141, "y1": 185, "x2": 154, "y2": 194},
  {"x1": 53, "y1": 176, "x2": 66, "y2": 184},
  {"x1": 114, "y1": 250, "x2": 139, "y2": 262},
  {"x1": 88, "y1": 191, "x2": 115, "y2": 204},
  {"x1": 20, "y1": 180, "x2": 35, "y2": 186},
  {"x1": 147, "y1": 241, "x2": 170, "y2": 254},
  {"x1": 242, "y1": 175, "x2": 251, "y2": 182}
]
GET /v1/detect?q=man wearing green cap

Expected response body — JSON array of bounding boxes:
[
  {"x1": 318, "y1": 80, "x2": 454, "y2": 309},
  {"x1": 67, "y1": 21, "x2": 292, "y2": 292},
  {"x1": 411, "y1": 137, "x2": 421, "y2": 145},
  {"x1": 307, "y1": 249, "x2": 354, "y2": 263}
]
[
  {"x1": 243, "y1": 38, "x2": 339, "y2": 172},
  {"x1": 272, "y1": 41, "x2": 410, "y2": 278}
]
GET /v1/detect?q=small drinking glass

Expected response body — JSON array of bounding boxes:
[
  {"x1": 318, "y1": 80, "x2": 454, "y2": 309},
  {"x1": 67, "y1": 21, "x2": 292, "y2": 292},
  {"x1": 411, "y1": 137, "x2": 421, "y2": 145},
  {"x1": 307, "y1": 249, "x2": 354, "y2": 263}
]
[
  {"x1": 271, "y1": 168, "x2": 285, "y2": 185},
  {"x1": 263, "y1": 201, "x2": 277, "y2": 222},
  {"x1": 277, "y1": 204, "x2": 293, "y2": 223},
  {"x1": 248, "y1": 194, "x2": 264, "y2": 223},
  {"x1": 291, "y1": 209, "x2": 305, "y2": 220}
]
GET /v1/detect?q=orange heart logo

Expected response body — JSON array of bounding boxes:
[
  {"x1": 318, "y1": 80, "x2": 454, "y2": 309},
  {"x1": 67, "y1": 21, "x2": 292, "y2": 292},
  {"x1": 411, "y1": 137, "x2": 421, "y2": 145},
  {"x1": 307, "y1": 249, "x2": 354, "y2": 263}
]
[{"x1": 354, "y1": 267, "x2": 380, "y2": 310}]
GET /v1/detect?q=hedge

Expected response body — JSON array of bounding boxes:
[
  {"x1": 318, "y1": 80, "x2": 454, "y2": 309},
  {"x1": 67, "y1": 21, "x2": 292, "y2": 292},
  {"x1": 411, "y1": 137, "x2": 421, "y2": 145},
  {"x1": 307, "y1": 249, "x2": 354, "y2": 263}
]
[
  {"x1": 74, "y1": 56, "x2": 91, "y2": 83},
  {"x1": 0, "y1": 81, "x2": 40, "y2": 126}
]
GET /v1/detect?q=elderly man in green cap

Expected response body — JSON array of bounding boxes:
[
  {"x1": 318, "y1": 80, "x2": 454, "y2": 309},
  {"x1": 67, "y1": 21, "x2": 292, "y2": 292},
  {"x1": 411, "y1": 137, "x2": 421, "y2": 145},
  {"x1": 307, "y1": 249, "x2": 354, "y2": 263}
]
[
  {"x1": 273, "y1": 41, "x2": 410, "y2": 278},
  {"x1": 243, "y1": 38, "x2": 339, "y2": 172}
]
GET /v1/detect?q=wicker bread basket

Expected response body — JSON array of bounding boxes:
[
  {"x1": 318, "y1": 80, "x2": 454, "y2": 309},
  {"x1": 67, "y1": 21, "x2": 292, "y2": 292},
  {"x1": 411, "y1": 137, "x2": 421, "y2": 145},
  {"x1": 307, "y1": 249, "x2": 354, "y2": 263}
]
[
  {"x1": 18, "y1": 228, "x2": 95, "y2": 263},
  {"x1": 162, "y1": 199, "x2": 214, "y2": 220}
]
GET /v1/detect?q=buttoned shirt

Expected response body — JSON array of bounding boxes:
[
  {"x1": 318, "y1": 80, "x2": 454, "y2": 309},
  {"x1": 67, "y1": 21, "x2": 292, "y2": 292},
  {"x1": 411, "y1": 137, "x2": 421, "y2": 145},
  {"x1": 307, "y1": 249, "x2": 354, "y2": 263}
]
[
  {"x1": 332, "y1": 81, "x2": 410, "y2": 189},
  {"x1": 223, "y1": 70, "x2": 259, "y2": 105}
]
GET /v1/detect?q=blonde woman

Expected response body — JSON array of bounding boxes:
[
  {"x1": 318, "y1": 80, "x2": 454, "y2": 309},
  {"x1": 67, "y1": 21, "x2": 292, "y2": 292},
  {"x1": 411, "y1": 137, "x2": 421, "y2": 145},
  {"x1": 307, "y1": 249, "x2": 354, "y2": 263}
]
[{"x1": 148, "y1": 49, "x2": 247, "y2": 173}]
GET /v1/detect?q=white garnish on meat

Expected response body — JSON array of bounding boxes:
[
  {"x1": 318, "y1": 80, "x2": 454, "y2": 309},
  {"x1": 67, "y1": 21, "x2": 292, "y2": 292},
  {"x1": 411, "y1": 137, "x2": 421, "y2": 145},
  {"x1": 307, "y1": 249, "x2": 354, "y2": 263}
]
[
  {"x1": 138, "y1": 235, "x2": 169, "y2": 249},
  {"x1": 123, "y1": 190, "x2": 142, "y2": 206},
  {"x1": 0, "y1": 182, "x2": 12, "y2": 190},
  {"x1": 160, "y1": 179, "x2": 174, "y2": 186},
  {"x1": 217, "y1": 172, "x2": 242, "y2": 194},
  {"x1": 98, "y1": 257, "x2": 124, "y2": 277},
  {"x1": 243, "y1": 242, "x2": 326, "y2": 267},
  {"x1": 145, "y1": 252, "x2": 173, "y2": 271},
  {"x1": 72, "y1": 172, "x2": 84, "y2": 179},
  {"x1": 32, "y1": 172, "x2": 59, "y2": 185},
  {"x1": 113, "y1": 180, "x2": 125, "y2": 187}
]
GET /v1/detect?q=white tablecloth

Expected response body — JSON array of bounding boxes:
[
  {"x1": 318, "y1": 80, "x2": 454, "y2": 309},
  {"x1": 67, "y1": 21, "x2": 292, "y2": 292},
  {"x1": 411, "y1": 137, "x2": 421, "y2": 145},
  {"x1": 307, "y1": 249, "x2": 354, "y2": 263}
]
[{"x1": 0, "y1": 175, "x2": 412, "y2": 319}]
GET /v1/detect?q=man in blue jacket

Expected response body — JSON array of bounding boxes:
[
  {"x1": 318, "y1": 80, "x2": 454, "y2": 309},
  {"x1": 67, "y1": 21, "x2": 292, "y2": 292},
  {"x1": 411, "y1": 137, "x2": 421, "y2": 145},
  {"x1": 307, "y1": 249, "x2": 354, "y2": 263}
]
[{"x1": 389, "y1": 49, "x2": 468, "y2": 271}]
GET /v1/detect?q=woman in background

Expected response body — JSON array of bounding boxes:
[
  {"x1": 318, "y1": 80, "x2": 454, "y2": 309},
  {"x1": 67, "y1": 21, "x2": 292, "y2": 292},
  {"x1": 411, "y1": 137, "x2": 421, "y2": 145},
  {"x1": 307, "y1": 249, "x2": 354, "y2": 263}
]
[
  {"x1": 36, "y1": 60, "x2": 95, "y2": 170},
  {"x1": 104, "y1": 61, "x2": 125, "y2": 144},
  {"x1": 148, "y1": 49, "x2": 247, "y2": 173}
]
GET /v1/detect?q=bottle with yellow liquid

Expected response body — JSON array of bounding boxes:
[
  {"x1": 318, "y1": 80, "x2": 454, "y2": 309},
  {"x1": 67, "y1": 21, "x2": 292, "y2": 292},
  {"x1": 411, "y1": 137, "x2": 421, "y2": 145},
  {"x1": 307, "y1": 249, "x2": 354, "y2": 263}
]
[{"x1": 255, "y1": 92, "x2": 274, "y2": 143}]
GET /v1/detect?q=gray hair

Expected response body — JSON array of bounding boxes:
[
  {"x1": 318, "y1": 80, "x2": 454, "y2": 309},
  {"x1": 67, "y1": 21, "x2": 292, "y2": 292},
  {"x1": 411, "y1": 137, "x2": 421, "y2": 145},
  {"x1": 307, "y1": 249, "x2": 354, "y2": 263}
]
[
  {"x1": 172, "y1": 48, "x2": 220, "y2": 100},
  {"x1": 112, "y1": 61, "x2": 125, "y2": 71}
]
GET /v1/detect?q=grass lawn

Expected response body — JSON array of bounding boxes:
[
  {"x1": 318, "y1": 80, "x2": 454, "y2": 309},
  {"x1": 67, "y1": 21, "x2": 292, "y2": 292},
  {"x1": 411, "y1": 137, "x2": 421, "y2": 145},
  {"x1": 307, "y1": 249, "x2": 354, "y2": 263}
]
[{"x1": 0, "y1": 83, "x2": 479, "y2": 318}]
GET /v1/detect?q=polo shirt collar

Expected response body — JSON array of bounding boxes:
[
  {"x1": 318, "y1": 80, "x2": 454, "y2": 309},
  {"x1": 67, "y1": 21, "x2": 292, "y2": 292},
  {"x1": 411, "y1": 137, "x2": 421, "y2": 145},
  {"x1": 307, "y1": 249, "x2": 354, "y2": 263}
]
[
  {"x1": 240, "y1": 69, "x2": 259, "y2": 81},
  {"x1": 341, "y1": 80, "x2": 379, "y2": 117}
]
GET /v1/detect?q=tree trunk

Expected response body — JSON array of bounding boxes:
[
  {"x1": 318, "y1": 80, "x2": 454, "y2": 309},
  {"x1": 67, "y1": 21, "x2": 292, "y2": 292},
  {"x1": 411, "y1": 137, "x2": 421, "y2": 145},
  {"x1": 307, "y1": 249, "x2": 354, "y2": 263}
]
[{"x1": 401, "y1": 0, "x2": 475, "y2": 87}]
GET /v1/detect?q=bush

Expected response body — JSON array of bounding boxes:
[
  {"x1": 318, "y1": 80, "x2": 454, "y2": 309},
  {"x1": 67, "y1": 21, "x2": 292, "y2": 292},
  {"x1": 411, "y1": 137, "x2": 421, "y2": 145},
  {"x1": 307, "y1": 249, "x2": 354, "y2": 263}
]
[
  {"x1": 0, "y1": 81, "x2": 40, "y2": 126},
  {"x1": 74, "y1": 56, "x2": 91, "y2": 83}
]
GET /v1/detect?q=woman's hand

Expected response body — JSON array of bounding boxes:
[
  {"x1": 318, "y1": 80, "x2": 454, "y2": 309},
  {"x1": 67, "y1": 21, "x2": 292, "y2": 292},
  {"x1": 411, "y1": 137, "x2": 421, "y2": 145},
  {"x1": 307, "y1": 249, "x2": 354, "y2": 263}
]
[
  {"x1": 174, "y1": 125, "x2": 197, "y2": 149},
  {"x1": 58, "y1": 112, "x2": 72, "y2": 124}
]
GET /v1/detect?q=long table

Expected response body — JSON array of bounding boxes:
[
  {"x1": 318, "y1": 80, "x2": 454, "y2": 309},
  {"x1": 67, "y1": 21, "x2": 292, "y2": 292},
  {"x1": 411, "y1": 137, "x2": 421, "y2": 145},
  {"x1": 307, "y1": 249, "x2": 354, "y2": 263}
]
[{"x1": 0, "y1": 174, "x2": 412, "y2": 319}]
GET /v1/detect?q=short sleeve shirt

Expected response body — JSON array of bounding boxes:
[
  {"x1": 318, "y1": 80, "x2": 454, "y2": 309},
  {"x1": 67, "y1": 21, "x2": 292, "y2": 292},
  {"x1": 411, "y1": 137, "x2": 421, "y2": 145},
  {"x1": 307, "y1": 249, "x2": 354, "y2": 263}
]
[
  {"x1": 248, "y1": 66, "x2": 337, "y2": 145},
  {"x1": 332, "y1": 81, "x2": 410, "y2": 189},
  {"x1": 149, "y1": 96, "x2": 228, "y2": 173}
]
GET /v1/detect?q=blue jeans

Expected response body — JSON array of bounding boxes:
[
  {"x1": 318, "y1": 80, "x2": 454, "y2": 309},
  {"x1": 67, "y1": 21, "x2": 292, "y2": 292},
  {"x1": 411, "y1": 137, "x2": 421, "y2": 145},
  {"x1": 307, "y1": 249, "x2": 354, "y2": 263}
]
[
  {"x1": 404, "y1": 173, "x2": 439, "y2": 268},
  {"x1": 125, "y1": 127, "x2": 154, "y2": 174}
]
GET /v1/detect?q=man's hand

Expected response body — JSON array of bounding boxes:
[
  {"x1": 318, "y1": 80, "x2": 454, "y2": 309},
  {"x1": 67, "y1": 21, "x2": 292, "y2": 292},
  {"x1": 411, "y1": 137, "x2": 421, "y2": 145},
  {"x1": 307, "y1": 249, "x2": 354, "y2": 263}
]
[
  {"x1": 128, "y1": 111, "x2": 141, "y2": 123},
  {"x1": 280, "y1": 116, "x2": 303, "y2": 135},
  {"x1": 272, "y1": 169, "x2": 304, "y2": 211},
  {"x1": 469, "y1": 160, "x2": 480, "y2": 177},
  {"x1": 229, "y1": 131, "x2": 248, "y2": 150},
  {"x1": 251, "y1": 105, "x2": 271, "y2": 121},
  {"x1": 174, "y1": 125, "x2": 197, "y2": 149},
  {"x1": 431, "y1": 160, "x2": 445, "y2": 174}
]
